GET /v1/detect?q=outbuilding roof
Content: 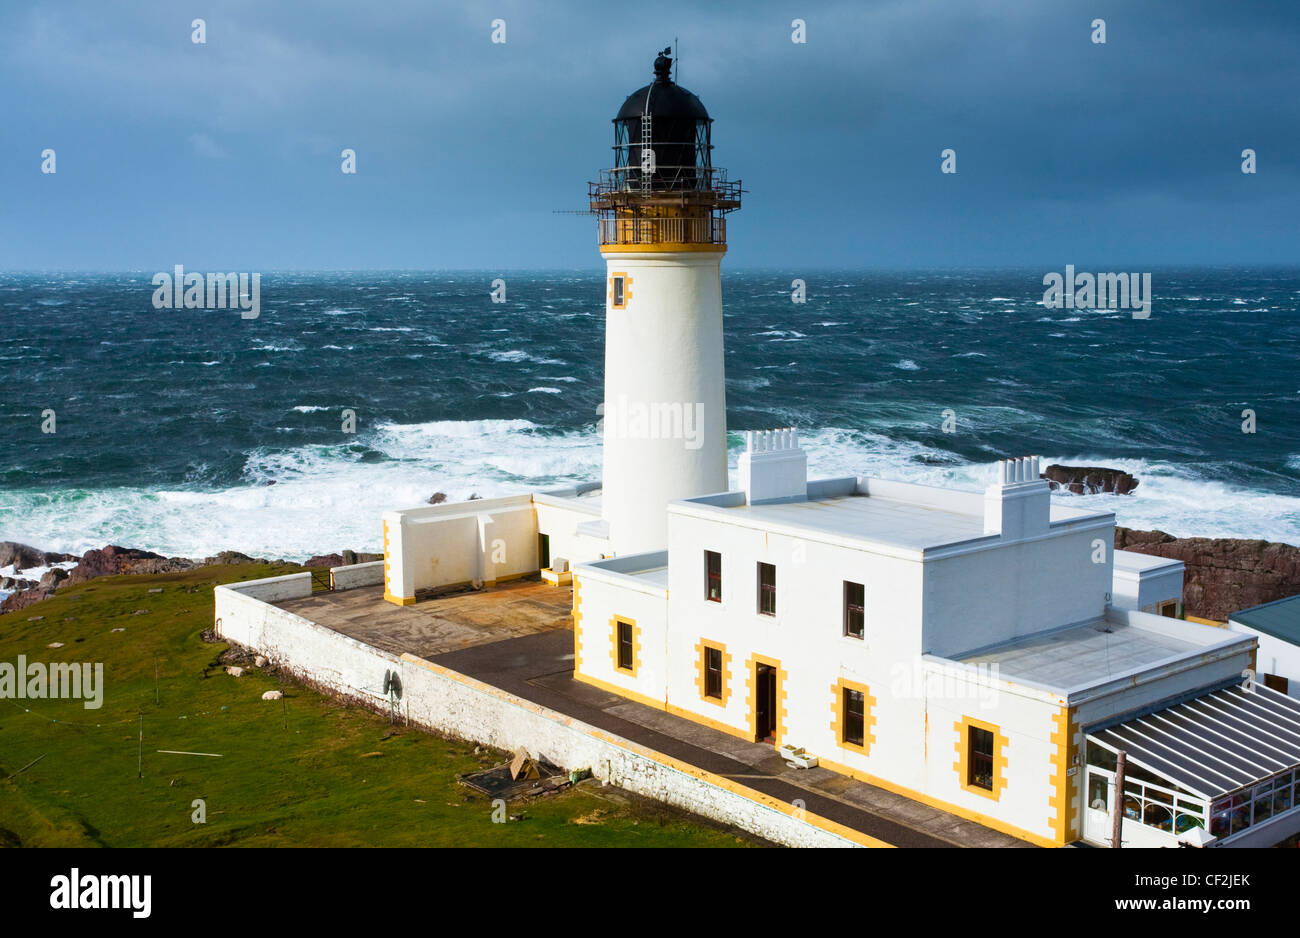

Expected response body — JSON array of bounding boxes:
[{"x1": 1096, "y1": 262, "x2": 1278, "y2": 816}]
[
  {"x1": 1230, "y1": 593, "x2": 1300, "y2": 647},
  {"x1": 1089, "y1": 684, "x2": 1300, "y2": 800}
]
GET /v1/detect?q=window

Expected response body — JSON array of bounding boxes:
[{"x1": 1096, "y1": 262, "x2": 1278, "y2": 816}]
[
  {"x1": 843, "y1": 688, "x2": 865, "y2": 746},
  {"x1": 844, "y1": 581, "x2": 864, "y2": 639},
  {"x1": 612, "y1": 276, "x2": 625, "y2": 307},
  {"x1": 1159, "y1": 600, "x2": 1178, "y2": 618},
  {"x1": 616, "y1": 619, "x2": 634, "y2": 671},
  {"x1": 757, "y1": 562, "x2": 776, "y2": 616},
  {"x1": 705, "y1": 550, "x2": 722, "y2": 602},
  {"x1": 704, "y1": 647, "x2": 723, "y2": 699},
  {"x1": 968, "y1": 725, "x2": 994, "y2": 791}
]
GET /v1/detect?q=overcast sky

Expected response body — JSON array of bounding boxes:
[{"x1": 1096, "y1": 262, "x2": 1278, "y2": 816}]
[{"x1": 1, "y1": 0, "x2": 1296, "y2": 271}]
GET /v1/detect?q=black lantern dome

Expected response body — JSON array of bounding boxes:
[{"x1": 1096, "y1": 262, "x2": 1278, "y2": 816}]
[{"x1": 610, "y1": 49, "x2": 713, "y2": 191}]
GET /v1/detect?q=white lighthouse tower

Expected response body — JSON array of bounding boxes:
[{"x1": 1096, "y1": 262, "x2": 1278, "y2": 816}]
[{"x1": 590, "y1": 49, "x2": 743, "y2": 556}]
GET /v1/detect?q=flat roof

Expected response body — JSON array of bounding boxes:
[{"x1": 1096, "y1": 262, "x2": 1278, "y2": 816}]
[
  {"x1": 720, "y1": 493, "x2": 988, "y2": 551},
  {"x1": 1230, "y1": 593, "x2": 1300, "y2": 647},
  {"x1": 1114, "y1": 550, "x2": 1184, "y2": 573},
  {"x1": 957, "y1": 618, "x2": 1205, "y2": 691}
]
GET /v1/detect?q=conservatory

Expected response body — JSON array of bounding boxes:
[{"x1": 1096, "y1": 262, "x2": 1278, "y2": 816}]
[{"x1": 1082, "y1": 682, "x2": 1300, "y2": 847}]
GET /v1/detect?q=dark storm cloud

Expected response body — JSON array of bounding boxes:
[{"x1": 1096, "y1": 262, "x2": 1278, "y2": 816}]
[{"x1": 0, "y1": 0, "x2": 1295, "y2": 269}]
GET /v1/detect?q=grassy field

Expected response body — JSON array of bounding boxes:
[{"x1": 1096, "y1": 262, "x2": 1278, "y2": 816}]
[{"x1": 0, "y1": 564, "x2": 756, "y2": 848}]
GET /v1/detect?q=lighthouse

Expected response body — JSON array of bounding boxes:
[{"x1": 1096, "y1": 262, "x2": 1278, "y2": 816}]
[{"x1": 590, "y1": 49, "x2": 742, "y2": 556}]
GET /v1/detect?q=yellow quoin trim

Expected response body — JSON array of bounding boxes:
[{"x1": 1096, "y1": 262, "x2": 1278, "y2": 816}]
[
  {"x1": 830, "y1": 677, "x2": 877, "y2": 758},
  {"x1": 744, "y1": 653, "x2": 788, "y2": 746},
  {"x1": 382, "y1": 519, "x2": 415, "y2": 606},
  {"x1": 610, "y1": 614, "x2": 642, "y2": 677},
  {"x1": 608, "y1": 271, "x2": 633, "y2": 309},
  {"x1": 954, "y1": 714, "x2": 1010, "y2": 801},
  {"x1": 695, "y1": 638, "x2": 732, "y2": 707},
  {"x1": 1047, "y1": 707, "x2": 1080, "y2": 844},
  {"x1": 571, "y1": 575, "x2": 584, "y2": 675}
]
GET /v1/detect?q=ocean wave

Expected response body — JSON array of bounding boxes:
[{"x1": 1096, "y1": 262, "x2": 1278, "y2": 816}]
[
  {"x1": 891, "y1": 360, "x2": 920, "y2": 370},
  {"x1": 486, "y1": 349, "x2": 566, "y2": 365}
]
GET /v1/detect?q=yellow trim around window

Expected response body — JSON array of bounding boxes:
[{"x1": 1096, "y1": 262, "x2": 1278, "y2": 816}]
[
  {"x1": 608, "y1": 271, "x2": 632, "y2": 310},
  {"x1": 610, "y1": 614, "x2": 641, "y2": 677},
  {"x1": 695, "y1": 639, "x2": 732, "y2": 707},
  {"x1": 954, "y1": 714, "x2": 1009, "y2": 801},
  {"x1": 830, "y1": 677, "x2": 876, "y2": 757}
]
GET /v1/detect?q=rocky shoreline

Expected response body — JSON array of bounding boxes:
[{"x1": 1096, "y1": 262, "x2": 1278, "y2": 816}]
[
  {"x1": 0, "y1": 541, "x2": 381, "y2": 615},
  {"x1": 1113, "y1": 527, "x2": 1300, "y2": 621}
]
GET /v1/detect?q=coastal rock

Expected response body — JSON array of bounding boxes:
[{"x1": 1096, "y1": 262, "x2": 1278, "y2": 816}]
[
  {"x1": 0, "y1": 541, "x2": 46, "y2": 570},
  {"x1": 201, "y1": 550, "x2": 260, "y2": 566},
  {"x1": 304, "y1": 553, "x2": 344, "y2": 568},
  {"x1": 227, "y1": 666, "x2": 245, "y2": 677},
  {"x1": 262, "y1": 690, "x2": 283, "y2": 700},
  {"x1": 38, "y1": 568, "x2": 69, "y2": 591},
  {"x1": 65, "y1": 545, "x2": 195, "y2": 585},
  {"x1": 0, "y1": 587, "x2": 56, "y2": 614},
  {"x1": 0, "y1": 577, "x2": 37, "y2": 591},
  {"x1": 1114, "y1": 527, "x2": 1300, "y2": 621},
  {"x1": 1043, "y1": 464, "x2": 1139, "y2": 495},
  {"x1": 428, "y1": 492, "x2": 448, "y2": 505}
]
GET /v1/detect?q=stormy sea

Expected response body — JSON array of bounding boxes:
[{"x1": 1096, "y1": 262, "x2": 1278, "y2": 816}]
[{"x1": 2, "y1": 268, "x2": 1298, "y2": 563}]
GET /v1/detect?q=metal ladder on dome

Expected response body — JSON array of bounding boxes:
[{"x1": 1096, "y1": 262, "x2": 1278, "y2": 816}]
[{"x1": 639, "y1": 113, "x2": 653, "y2": 194}]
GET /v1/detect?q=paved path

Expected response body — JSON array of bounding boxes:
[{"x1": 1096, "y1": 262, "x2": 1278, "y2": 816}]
[{"x1": 434, "y1": 629, "x2": 1033, "y2": 848}]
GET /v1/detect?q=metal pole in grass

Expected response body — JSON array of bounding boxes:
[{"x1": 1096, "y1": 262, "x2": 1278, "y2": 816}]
[
  {"x1": 155, "y1": 658, "x2": 159, "y2": 706},
  {"x1": 137, "y1": 713, "x2": 143, "y2": 779},
  {"x1": 282, "y1": 696, "x2": 286, "y2": 731}
]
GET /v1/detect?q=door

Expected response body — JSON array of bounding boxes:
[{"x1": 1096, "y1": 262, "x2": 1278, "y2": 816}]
[
  {"x1": 1084, "y1": 767, "x2": 1114, "y2": 844},
  {"x1": 755, "y1": 664, "x2": 777, "y2": 742},
  {"x1": 538, "y1": 533, "x2": 550, "y2": 570}
]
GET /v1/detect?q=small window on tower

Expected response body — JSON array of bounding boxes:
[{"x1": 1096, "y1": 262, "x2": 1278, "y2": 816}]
[
  {"x1": 757, "y1": 562, "x2": 776, "y2": 616},
  {"x1": 612, "y1": 276, "x2": 625, "y2": 308}
]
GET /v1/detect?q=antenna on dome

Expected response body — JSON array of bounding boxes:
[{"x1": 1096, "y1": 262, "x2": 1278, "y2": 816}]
[{"x1": 674, "y1": 37, "x2": 678, "y2": 82}]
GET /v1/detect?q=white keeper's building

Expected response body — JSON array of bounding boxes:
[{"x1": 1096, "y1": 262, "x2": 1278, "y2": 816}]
[{"x1": 380, "y1": 51, "x2": 1300, "y2": 848}]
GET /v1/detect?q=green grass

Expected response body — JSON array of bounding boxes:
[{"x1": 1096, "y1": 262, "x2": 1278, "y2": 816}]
[{"x1": 0, "y1": 564, "x2": 756, "y2": 847}]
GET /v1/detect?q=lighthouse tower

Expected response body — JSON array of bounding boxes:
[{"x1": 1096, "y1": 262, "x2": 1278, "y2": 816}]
[{"x1": 590, "y1": 49, "x2": 742, "y2": 556}]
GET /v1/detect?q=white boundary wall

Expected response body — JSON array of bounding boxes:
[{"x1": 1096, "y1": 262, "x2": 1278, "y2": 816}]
[
  {"x1": 213, "y1": 576, "x2": 874, "y2": 848},
  {"x1": 330, "y1": 560, "x2": 385, "y2": 591}
]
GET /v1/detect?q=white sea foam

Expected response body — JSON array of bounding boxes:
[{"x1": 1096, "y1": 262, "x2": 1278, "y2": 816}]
[
  {"x1": 291, "y1": 405, "x2": 330, "y2": 413},
  {"x1": 892, "y1": 359, "x2": 920, "y2": 371},
  {"x1": 5, "y1": 423, "x2": 1297, "y2": 560},
  {"x1": 486, "y1": 349, "x2": 565, "y2": 365}
]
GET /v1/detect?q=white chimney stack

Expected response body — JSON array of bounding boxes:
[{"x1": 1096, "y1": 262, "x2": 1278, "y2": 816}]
[
  {"x1": 738, "y1": 427, "x2": 807, "y2": 505},
  {"x1": 984, "y1": 455, "x2": 1050, "y2": 539}
]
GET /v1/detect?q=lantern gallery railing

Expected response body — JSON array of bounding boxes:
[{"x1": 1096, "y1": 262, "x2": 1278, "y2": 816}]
[
  {"x1": 589, "y1": 166, "x2": 743, "y2": 205},
  {"x1": 597, "y1": 215, "x2": 726, "y2": 246}
]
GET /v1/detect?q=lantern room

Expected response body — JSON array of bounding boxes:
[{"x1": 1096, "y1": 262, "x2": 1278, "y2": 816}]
[{"x1": 590, "y1": 48, "x2": 741, "y2": 249}]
